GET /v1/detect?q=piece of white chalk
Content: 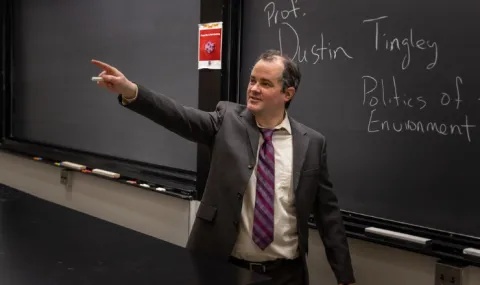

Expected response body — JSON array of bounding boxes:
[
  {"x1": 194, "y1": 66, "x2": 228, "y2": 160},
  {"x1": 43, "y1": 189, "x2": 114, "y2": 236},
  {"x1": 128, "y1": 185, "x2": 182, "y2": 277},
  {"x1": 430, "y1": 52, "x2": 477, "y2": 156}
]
[
  {"x1": 464, "y1": 248, "x2": 480, "y2": 258},
  {"x1": 365, "y1": 227, "x2": 431, "y2": 245},
  {"x1": 91, "y1": 76, "x2": 103, "y2": 82},
  {"x1": 92, "y1": 169, "x2": 120, "y2": 178},
  {"x1": 155, "y1": 187, "x2": 166, "y2": 192},
  {"x1": 61, "y1": 161, "x2": 86, "y2": 170},
  {"x1": 140, "y1": 184, "x2": 150, "y2": 188}
]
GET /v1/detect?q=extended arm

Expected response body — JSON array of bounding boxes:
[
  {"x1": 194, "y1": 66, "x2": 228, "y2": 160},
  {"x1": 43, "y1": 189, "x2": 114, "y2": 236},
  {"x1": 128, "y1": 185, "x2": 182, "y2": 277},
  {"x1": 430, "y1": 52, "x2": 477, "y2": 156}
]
[
  {"x1": 91, "y1": 59, "x2": 226, "y2": 146},
  {"x1": 313, "y1": 140, "x2": 355, "y2": 285},
  {"x1": 120, "y1": 84, "x2": 226, "y2": 146}
]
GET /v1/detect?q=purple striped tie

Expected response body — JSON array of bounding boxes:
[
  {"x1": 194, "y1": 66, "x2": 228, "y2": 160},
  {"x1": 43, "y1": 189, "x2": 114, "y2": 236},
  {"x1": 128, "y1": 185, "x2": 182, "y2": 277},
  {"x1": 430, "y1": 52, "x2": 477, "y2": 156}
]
[{"x1": 252, "y1": 128, "x2": 275, "y2": 250}]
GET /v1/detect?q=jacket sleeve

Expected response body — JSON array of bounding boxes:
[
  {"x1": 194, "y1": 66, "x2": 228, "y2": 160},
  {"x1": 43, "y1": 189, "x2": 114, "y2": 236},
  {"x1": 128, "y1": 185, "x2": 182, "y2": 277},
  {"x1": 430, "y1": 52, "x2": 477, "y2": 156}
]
[
  {"x1": 118, "y1": 84, "x2": 227, "y2": 146},
  {"x1": 313, "y1": 139, "x2": 356, "y2": 284}
]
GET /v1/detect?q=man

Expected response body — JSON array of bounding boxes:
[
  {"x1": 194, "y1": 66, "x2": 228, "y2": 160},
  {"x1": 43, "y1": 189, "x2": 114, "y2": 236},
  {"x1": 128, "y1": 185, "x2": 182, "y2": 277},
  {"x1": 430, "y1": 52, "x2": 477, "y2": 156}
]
[{"x1": 91, "y1": 50, "x2": 355, "y2": 285}]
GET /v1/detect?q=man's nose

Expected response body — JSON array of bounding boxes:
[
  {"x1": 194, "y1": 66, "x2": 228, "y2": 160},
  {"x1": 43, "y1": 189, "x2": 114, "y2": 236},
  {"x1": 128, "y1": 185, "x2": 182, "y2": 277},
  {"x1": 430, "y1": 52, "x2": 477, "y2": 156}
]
[{"x1": 251, "y1": 83, "x2": 260, "y2": 93}]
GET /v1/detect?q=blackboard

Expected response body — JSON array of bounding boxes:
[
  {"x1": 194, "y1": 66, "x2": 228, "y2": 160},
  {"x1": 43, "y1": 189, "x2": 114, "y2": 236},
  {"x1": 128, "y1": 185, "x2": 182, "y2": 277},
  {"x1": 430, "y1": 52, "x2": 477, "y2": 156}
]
[
  {"x1": 240, "y1": 0, "x2": 480, "y2": 238},
  {"x1": 11, "y1": 0, "x2": 199, "y2": 171}
]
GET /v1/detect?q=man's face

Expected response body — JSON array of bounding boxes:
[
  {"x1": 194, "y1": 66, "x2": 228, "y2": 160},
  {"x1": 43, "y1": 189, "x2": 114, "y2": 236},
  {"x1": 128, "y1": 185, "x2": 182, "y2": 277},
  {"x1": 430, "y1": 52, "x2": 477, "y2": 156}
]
[{"x1": 246, "y1": 58, "x2": 293, "y2": 116}]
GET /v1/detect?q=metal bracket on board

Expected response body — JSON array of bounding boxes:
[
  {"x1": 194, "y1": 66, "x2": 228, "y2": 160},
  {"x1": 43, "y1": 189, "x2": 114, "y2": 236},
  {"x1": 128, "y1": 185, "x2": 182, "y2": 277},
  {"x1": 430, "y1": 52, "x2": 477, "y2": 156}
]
[
  {"x1": 60, "y1": 168, "x2": 73, "y2": 191},
  {"x1": 434, "y1": 260, "x2": 466, "y2": 285}
]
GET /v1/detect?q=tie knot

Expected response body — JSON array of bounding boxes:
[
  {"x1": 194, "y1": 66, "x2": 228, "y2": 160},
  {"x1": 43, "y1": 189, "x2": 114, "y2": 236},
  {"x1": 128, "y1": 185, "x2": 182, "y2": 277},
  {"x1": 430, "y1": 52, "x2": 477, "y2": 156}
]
[{"x1": 260, "y1": 129, "x2": 274, "y2": 141}]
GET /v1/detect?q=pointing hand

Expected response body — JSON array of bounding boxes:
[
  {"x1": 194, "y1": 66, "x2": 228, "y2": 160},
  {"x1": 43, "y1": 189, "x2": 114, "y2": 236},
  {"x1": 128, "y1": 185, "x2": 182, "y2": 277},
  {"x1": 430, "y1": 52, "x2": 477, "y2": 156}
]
[{"x1": 91, "y1": 59, "x2": 137, "y2": 99}]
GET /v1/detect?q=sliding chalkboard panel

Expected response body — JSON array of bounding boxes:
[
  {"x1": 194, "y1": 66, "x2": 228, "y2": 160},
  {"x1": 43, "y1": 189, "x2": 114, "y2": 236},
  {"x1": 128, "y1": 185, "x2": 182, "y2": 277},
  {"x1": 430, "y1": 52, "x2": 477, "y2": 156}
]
[
  {"x1": 240, "y1": 0, "x2": 480, "y2": 237},
  {"x1": 11, "y1": 0, "x2": 199, "y2": 171}
]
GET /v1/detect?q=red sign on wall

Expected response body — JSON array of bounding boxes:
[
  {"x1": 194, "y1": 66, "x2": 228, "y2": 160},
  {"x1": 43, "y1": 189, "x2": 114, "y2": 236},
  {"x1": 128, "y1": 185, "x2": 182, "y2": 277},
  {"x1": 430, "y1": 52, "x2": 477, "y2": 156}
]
[{"x1": 198, "y1": 22, "x2": 222, "y2": 69}]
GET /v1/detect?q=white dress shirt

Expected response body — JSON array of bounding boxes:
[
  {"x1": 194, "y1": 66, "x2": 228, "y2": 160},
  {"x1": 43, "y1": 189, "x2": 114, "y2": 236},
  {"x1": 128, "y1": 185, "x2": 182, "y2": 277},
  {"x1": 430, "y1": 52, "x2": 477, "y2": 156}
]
[{"x1": 231, "y1": 114, "x2": 299, "y2": 262}]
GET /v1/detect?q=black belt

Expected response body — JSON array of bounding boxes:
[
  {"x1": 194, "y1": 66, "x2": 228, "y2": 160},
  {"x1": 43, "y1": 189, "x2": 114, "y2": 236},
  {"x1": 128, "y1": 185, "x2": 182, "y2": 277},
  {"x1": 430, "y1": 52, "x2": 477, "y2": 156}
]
[{"x1": 229, "y1": 256, "x2": 300, "y2": 273}]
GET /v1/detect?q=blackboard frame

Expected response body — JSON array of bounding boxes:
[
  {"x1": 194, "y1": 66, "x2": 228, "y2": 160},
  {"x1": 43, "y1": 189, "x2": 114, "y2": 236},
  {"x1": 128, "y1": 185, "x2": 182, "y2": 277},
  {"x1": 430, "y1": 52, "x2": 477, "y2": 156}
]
[
  {"x1": 233, "y1": 0, "x2": 480, "y2": 267},
  {"x1": 0, "y1": 0, "x2": 8, "y2": 143},
  {"x1": 3, "y1": 0, "x2": 480, "y2": 268}
]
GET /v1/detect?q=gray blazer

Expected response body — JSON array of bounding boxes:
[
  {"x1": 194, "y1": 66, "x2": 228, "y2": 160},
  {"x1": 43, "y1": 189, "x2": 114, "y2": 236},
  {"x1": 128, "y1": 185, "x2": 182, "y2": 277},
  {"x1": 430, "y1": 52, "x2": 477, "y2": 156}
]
[{"x1": 120, "y1": 84, "x2": 355, "y2": 284}]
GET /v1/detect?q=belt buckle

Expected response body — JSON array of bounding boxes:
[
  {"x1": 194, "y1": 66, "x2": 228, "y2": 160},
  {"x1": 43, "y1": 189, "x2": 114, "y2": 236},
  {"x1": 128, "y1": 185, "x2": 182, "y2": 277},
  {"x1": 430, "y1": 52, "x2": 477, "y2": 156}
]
[{"x1": 249, "y1": 262, "x2": 266, "y2": 273}]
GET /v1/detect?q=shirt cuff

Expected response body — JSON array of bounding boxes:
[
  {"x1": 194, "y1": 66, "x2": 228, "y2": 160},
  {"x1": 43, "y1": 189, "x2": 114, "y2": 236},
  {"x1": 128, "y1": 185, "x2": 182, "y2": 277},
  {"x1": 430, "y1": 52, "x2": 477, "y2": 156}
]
[{"x1": 121, "y1": 84, "x2": 138, "y2": 105}]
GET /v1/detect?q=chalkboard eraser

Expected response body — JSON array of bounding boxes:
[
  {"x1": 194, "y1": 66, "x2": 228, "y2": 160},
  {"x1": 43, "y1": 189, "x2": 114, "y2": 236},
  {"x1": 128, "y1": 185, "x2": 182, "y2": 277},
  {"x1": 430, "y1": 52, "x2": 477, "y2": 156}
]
[
  {"x1": 92, "y1": 169, "x2": 120, "y2": 179},
  {"x1": 61, "y1": 161, "x2": 86, "y2": 171},
  {"x1": 463, "y1": 247, "x2": 480, "y2": 258},
  {"x1": 365, "y1": 227, "x2": 431, "y2": 245}
]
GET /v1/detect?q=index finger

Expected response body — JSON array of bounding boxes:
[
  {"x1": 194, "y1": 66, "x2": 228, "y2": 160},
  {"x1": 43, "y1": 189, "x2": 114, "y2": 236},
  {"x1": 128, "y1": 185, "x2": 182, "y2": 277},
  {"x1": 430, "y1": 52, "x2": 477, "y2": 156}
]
[{"x1": 91, "y1": 59, "x2": 119, "y2": 74}]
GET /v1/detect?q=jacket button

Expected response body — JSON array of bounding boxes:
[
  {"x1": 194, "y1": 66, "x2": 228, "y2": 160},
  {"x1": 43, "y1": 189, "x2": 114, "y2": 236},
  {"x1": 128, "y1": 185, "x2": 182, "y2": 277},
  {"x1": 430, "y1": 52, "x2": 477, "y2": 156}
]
[
  {"x1": 248, "y1": 164, "x2": 253, "y2": 169},
  {"x1": 237, "y1": 192, "x2": 242, "y2": 199},
  {"x1": 233, "y1": 220, "x2": 238, "y2": 226}
]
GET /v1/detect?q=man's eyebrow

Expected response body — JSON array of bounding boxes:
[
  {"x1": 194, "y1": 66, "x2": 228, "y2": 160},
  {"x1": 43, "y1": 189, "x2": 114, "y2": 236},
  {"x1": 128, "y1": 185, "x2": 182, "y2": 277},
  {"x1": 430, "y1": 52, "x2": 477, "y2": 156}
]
[
  {"x1": 257, "y1": 77, "x2": 272, "y2": 82},
  {"x1": 250, "y1": 76, "x2": 275, "y2": 84}
]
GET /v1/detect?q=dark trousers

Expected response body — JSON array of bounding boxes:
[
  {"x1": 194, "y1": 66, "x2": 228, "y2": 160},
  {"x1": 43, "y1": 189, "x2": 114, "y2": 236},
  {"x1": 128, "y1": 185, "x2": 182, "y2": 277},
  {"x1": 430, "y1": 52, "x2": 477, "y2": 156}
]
[{"x1": 229, "y1": 256, "x2": 307, "y2": 285}]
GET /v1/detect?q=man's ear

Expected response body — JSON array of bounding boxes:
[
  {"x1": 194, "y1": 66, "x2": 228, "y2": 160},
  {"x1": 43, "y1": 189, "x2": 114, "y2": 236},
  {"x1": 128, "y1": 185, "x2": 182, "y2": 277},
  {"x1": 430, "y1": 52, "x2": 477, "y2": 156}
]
[{"x1": 284, "y1": 87, "x2": 295, "y2": 103}]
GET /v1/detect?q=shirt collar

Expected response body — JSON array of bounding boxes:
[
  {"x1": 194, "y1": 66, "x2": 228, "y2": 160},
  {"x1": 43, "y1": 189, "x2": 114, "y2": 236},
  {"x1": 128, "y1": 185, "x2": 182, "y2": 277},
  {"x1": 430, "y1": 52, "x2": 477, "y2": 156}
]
[{"x1": 256, "y1": 112, "x2": 292, "y2": 134}]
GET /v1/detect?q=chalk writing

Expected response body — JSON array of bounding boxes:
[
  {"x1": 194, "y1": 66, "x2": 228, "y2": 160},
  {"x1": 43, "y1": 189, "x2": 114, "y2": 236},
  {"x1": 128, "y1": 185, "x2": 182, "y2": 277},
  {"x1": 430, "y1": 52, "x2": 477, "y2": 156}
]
[
  {"x1": 440, "y1": 76, "x2": 463, "y2": 110},
  {"x1": 367, "y1": 109, "x2": 476, "y2": 142},
  {"x1": 265, "y1": 1, "x2": 353, "y2": 63},
  {"x1": 258, "y1": 2, "x2": 476, "y2": 143},
  {"x1": 361, "y1": 74, "x2": 477, "y2": 141},
  {"x1": 264, "y1": 0, "x2": 301, "y2": 28},
  {"x1": 363, "y1": 16, "x2": 438, "y2": 70},
  {"x1": 279, "y1": 22, "x2": 353, "y2": 63},
  {"x1": 362, "y1": 75, "x2": 427, "y2": 110}
]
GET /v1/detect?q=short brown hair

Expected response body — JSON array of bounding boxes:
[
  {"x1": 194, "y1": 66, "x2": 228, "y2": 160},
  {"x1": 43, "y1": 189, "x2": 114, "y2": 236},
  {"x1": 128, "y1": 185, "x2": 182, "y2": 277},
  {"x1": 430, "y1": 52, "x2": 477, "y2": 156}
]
[{"x1": 256, "y1": 50, "x2": 301, "y2": 109}]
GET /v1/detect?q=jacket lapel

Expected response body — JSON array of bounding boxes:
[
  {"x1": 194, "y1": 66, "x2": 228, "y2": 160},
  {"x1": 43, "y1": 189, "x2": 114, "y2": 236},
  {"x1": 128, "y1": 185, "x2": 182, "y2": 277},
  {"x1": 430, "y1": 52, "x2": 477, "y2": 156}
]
[
  {"x1": 239, "y1": 109, "x2": 260, "y2": 161},
  {"x1": 239, "y1": 109, "x2": 310, "y2": 193},
  {"x1": 290, "y1": 118, "x2": 310, "y2": 193}
]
